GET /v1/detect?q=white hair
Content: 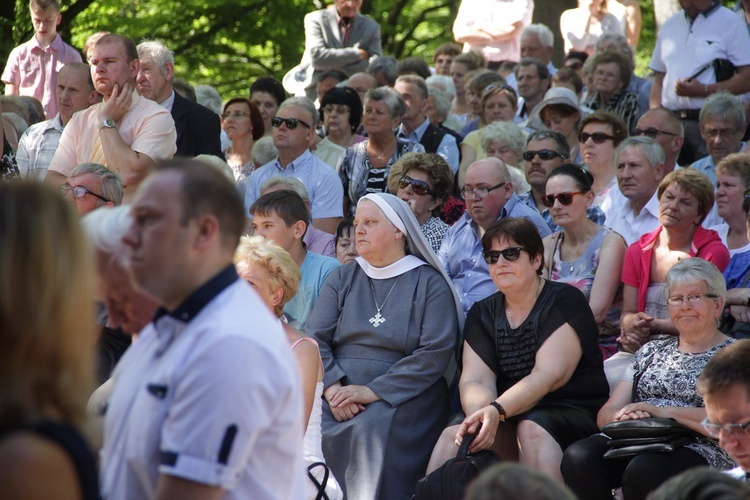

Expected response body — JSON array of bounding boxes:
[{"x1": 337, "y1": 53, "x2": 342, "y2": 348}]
[
  {"x1": 81, "y1": 206, "x2": 132, "y2": 266},
  {"x1": 522, "y1": 24, "x2": 554, "y2": 49},
  {"x1": 425, "y1": 75, "x2": 456, "y2": 97},
  {"x1": 136, "y1": 39, "x2": 174, "y2": 71},
  {"x1": 194, "y1": 84, "x2": 222, "y2": 115}
]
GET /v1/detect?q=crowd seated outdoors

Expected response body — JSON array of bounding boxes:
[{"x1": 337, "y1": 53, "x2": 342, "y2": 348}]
[{"x1": 4, "y1": 0, "x2": 750, "y2": 498}]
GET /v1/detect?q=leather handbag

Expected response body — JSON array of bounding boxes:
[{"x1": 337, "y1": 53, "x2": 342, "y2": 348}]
[
  {"x1": 601, "y1": 418, "x2": 698, "y2": 459},
  {"x1": 412, "y1": 432, "x2": 500, "y2": 500}
]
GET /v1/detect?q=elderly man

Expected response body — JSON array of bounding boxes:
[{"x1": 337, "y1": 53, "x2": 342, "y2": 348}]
[
  {"x1": 649, "y1": 0, "x2": 750, "y2": 165},
  {"x1": 100, "y1": 159, "x2": 305, "y2": 499},
  {"x1": 607, "y1": 137, "x2": 665, "y2": 245},
  {"x1": 346, "y1": 71, "x2": 377, "y2": 104},
  {"x1": 290, "y1": 0, "x2": 381, "y2": 101},
  {"x1": 136, "y1": 40, "x2": 222, "y2": 159},
  {"x1": 506, "y1": 24, "x2": 557, "y2": 90},
  {"x1": 519, "y1": 130, "x2": 605, "y2": 232},
  {"x1": 438, "y1": 157, "x2": 550, "y2": 313},
  {"x1": 395, "y1": 75, "x2": 459, "y2": 173},
  {"x1": 16, "y1": 62, "x2": 98, "y2": 180},
  {"x1": 690, "y1": 93, "x2": 747, "y2": 186},
  {"x1": 514, "y1": 58, "x2": 550, "y2": 125},
  {"x1": 698, "y1": 340, "x2": 750, "y2": 482},
  {"x1": 633, "y1": 108, "x2": 684, "y2": 173},
  {"x1": 243, "y1": 96, "x2": 343, "y2": 234},
  {"x1": 46, "y1": 34, "x2": 176, "y2": 202},
  {"x1": 60, "y1": 162, "x2": 123, "y2": 216}
]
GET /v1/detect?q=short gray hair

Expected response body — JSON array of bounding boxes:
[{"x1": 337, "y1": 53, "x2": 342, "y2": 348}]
[
  {"x1": 425, "y1": 75, "x2": 456, "y2": 97},
  {"x1": 522, "y1": 24, "x2": 554, "y2": 49},
  {"x1": 615, "y1": 136, "x2": 665, "y2": 169},
  {"x1": 480, "y1": 121, "x2": 526, "y2": 161},
  {"x1": 251, "y1": 136, "x2": 279, "y2": 167},
  {"x1": 595, "y1": 33, "x2": 633, "y2": 61},
  {"x1": 525, "y1": 129, "x2": 570, "y2": 159},
  {"x1": 395, "y1": 74, "x2": 428, "y2": 99},
  {"x1": 365, "y1": 86, "x2": 406, "y2": 119},
  {"x1": 69, "y1": 162, "x2": 123, "y2": 206},
  {"x1": 194, "y1": 84, "x2": 222, "y2": 115},
  {"x1": 427, "y1": 84, "x2": 453, "y2": 122},
  {"x1": 699, "y1": 92, "x2": 746, "y2": 131},
  {"x1": 367, "y1": 56, "x2": 398, "y2": 86},
  {"x1": 136, "y1": 39, "x2": 174, "y2": 71},
  {"x1": 260, "y1": 176, "x2": 309, "y2": 202},
  {"x1": 279, "y1": 96, "x2": 318, "y2": 125},
  {"x1": 664, "y1": 257, "x2": 727, "y2": 301},
  {"x1": 81, "y1": 205, "x2": 132, "y2": 265}
]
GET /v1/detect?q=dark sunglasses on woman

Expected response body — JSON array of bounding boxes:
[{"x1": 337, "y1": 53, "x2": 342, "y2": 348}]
[
  {"x1": 580, "y1": 132, "x2": 615, "y2": 144},
  {"x1": 541, "y1": 191, "x2": 584, "y2": 208},
  {"x1": 398, "y1": 175, "x2": 435, "y2": 196},
  {"x1": 483, "y1": 246, "x2": 526, "y2": 264}
]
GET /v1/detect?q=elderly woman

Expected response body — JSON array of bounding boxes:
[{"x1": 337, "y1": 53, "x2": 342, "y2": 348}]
[
  {"x1": 0, "y1": 182, "x2": 98, "y2": 498},
  {"x1": 250, "y1": 76, "x2": 286, "y2": 138},
  {"x1": 529, "y1": 87, "x2": 586, "y2": 165},
  {"x1": 479, "y1": 121, "x2": 530, "y2": 194},
  {"x1": 234, "y1": 236, "x2": 342, "y2": 500},
  {"x1": 386, "y1": 153, "x2": 453, "y2": 252},
  {"x1": 542, "y1": 164, "x2": 626, "y2": 359},
  {"x1": 337, "y1": 87, "x2": 425, "y2": 215},
  {"x1": 709, "y1": 153, "x2": 750, "y2": 255},
  {"x1": 562, "y1": 259, "x2": 736, "y2": 500},
  {"x1": 620, "y1": 169, "x2": 730, "y2": 354},
  {"x1": 458, "y1": 84, "x2": 519, "y2": 187},
  {"x1": 221, "y1": 97, "x2": 265, "y2": 180},
  {"x1": 320, "y1": 86, "x2": 364, "y2": 148},
  {"x1": 334, "y1": 219, "x2": 358, "y2": 265},
  {"x1": 428, "y1": 217, "x2": 609, "y2": 482},
  {"x1": 582, "y1": 50, "x2": 640, "y2": 133},
  {"x1": 460, "y1": 71, "x2": 506, "y2": 137},
  {"x1": 308, "y1": 193, "x2": 462, "y2": 499}
]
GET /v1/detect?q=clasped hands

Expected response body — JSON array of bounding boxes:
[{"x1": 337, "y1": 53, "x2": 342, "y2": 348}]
[
  {"x1": 323, "y1": 382, "x2": 380, "y2": 422},
  {"x1": 455, "y1": 406, "x2": 501, "y2": 454},
  {"x1": 614, "y1": 402, "x2": 659, "y2": 421}
]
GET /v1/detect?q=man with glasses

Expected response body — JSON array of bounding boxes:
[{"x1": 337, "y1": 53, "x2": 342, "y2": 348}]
[
  {"x1": 61, "y1": 162, "x2": 123, "y2": 215},
  {"x1": 519, "y1": 130, "x2": 605, "y2": 231},
  {"x1": 437, "y1": 157, "x2": 550, "y2": 313},
  {"x1": 243, "y1": 96, "x2": 343, "y2": 235},
  {"x1": 633, "y1": 108, "x2": 684, "y2": 174},
  {"x1": 606, "y1": 137, "x2": 665, "y2": 245},
  {"x1": 698, "y1": 339, "x2": 750, "y2": 482}
]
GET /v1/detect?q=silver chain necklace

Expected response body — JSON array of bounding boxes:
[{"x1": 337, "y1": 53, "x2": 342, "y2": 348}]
[{"x1": 368, "y1": 276, "x2": 402, "y2": 328}]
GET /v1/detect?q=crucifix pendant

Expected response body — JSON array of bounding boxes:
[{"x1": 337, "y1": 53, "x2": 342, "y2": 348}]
[{"x1": 369, "y1": 311, "x2": 385, "y2": 327}]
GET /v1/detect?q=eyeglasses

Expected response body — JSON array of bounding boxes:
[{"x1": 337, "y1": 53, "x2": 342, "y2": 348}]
[
  {"x1": 398, "y1": 175, "x2": 435, "y2": 196},
  {"x1": 59, "y1": 183, "x2": 110, "y2": 203},
  {"x1": 522, "y1": 149, "x2": 565, "y2": 162},
  {"x1": 270, "y1": 116, "x2": 312, "y2": 130},
  {"x1": 483, "y1": 246, "x2": 526, "y2": 264},
  {"x1": 666, "y1": 293, "x2": 719, "y2": 306},
  {"x1": 222, "y1": 111, "x2": 250, "y2": 119},
  {"x1": 701, "y1": 417, "x2": 750, "y2": 439},
  {"x1": 323, "y1": 104, "x2": 349, "y2": 115},
  {"x1": 541, "y1": 191, "x2": 585, "y2": 208},
  {"x1": 633, "y1": 127, "x2": 678, "y2": 139},
  {"x1": 580, "y1": 132, "x2": 616, "y2": 144},
  {"x1": 702, "y1": 127, "x2": 740, "y2": 140},
  {"x1": 461, "y1": 182, "x2": 507, "y2": 200}
]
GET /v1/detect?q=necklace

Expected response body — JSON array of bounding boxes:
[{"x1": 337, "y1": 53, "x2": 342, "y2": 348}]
[
  {"x1": 506, "y1": 277, "x2": 544, "y2": 329},
  {"x1": 369, "y1": 276, "x2": 402, "y2": 328}
]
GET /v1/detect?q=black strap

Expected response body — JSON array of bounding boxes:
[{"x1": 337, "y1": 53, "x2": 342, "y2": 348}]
[{"x1": 307, "y1": 461, "x2": 331, "y2": 500}]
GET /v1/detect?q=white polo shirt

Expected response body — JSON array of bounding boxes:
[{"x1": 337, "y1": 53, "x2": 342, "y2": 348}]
[
  {"x1": 100, "y1": 267, "x2": 305, "y2": 500},
  {"x1": 650, "y1": 5, "x2": 750, "y2": 110},
  {"x1": 606, "y1": 191, "x2": 661, "y2": 246}
]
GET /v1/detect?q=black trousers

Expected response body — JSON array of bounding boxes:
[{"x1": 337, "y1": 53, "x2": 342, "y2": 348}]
[{"x1": 561, "y1": 434, "x2": 706, "y2": 500}]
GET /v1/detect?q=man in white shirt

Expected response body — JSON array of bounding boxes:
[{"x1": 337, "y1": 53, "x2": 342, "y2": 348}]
[
  {"x1": 632, "y1": 108, "x2": 684, "y2": 174},
  {"x1": 606, "y1": 136, "x2": 665, "y2": 245}
]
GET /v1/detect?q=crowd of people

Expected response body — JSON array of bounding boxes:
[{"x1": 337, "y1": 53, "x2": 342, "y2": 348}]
[{"x1": 3, "y1": 0, "x2": 750, "y2": 498}]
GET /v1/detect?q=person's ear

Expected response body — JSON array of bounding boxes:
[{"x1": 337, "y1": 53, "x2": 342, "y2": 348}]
[
  {"x1": 293, "y1": 219, "x2": 307, "y2": 240},
  {"x1": 164, "y1": 61, "x2": 174, "y2": 82},
  {"x1": 269, "y1": 288, "x2": 284, "y2": 309},
  {"x1": 192, "y1": 214, "x2": 220, "y2": 249}
]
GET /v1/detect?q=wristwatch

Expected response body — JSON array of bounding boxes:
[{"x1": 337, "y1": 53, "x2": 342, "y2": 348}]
[
  {"x1": 99, "y1": 118, "x2": 116, "y2": 130},
  {"x1": 489, "y1": 401, "x2": 506, "y2": 422}
]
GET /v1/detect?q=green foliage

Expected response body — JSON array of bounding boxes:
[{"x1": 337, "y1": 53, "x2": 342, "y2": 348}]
[{"x1": 635, "y1": 0, "x2": 656, "y2": 76}]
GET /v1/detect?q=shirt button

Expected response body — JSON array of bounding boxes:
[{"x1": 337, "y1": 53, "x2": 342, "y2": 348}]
[{"x1": 468, "y1": 273, "x2": 472, "y2": 277}]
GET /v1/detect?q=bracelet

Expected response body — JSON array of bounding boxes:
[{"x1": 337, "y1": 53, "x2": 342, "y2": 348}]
[
  {"x1": 704, "y1": 84, "x2": 709, "y2": 97},
  {"x1": 489, "y1": 401, "x2": 506, "y2": 422}
]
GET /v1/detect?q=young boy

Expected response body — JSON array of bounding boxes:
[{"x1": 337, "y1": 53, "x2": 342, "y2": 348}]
[
  {"x1": 2, "y1": 0, "x2": 83, "y2": 119},
  {"x1": 250, "y1": 189, "x2": 340, "y2": 331}
]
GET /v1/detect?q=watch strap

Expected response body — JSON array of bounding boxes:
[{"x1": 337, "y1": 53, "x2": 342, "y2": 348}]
[{"x1": 489, "y1": 401, "x2": 506, "y2": 421}]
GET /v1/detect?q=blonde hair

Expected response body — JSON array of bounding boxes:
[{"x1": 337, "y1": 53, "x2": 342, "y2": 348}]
[
  {"x1": 0, "y1": 182, "x2": 96, "y2": 429},
  {"x1": 234, "y1": 236, "x2": 300, "y2": 317}
]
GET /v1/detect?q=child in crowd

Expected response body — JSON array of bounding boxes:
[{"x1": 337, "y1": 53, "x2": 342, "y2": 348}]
[{"x1": 2, "y1": 0, "x2": 82, "y2": 119}]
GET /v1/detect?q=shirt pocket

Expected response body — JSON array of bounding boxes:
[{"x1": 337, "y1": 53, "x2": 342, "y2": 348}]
[
  {"x1": 19, "y1": 60, "x2": 40, "y2": 89},
  {"x1": 694, "y1": 37, "x2": 726, "y2": 66}
]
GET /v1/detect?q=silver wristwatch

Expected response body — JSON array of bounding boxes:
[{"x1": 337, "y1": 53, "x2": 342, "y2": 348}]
[{"x1": 99, "y1": 118, "x2": 116, "y2": 129}]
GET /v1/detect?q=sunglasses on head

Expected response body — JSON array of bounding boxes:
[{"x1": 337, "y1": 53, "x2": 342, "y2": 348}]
[
  {"x1": 483, "y1": 246, "x2": 526, "y2": 264},
  {"x1": 270, "y1": 116, "x2": 312, "y2": 130},
  {"x1": 541, "y1": 191, "x2": 585, "y2": 208},
  {"x1": 522, "y1": 149, "x2": 564, "y2": 162},
  {"x1": 580, "y1": 132, "x2": 615, "y2": 144},
  {"x1": 398, "y1": 175, "x2": 435, "y2": 196}
]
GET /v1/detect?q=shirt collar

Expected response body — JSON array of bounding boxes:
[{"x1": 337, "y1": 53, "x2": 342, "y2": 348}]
[
  {"x1": 153, "y1": 265, "x2": 238, "y2": 323},
  {"x1": 500, "y1": 192, "x2": 519, "y2": 218},
  {"x1": 46, "y1": 114, "x2": 64, "y2": 132},
  {"x1": 398, "y1": 117, "x2": 429, "y2": 141},
  {"x1": 273, "y1": 149, "x2": 312, "y2": 173},
  {"x1": 32, "y1": 33, "x2": 62, "y2": 51},
  {"x1": 159, "y1": 90, "x2": 176, "y2": 112}
]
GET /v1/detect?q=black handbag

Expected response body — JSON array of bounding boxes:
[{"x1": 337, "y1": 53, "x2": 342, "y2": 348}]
[
  {"x1": 307, "y1": 461, "x2": 332, "y2": 500},
  {"x1": 412, "y1": 432, "x2": 500, "y2": 500},
  {"x1": 714, "y1": 59, "x2": 737, "y2": 82},
  {"x1": 601, "y1": 417, "x2": 698, "y2": 459}
]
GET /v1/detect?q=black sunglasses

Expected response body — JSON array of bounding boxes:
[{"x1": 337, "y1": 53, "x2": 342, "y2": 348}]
[
  {"x1": 398, "y1": 175, "x2": 435, "y2": 196},
  {"x1": 523, "y1": 149, "x2": 564, "y2": 162},
  {"x1": 633, "y1": 127, "x2": 677, "y2": 139},
  {"x1": 580, "y1": 132, "x2": 615, "y2": 144},
  {"x1": 270, "y1": 116, "x2": 312, "y2": 130},
  {"x1": 483, "y1": 246, "x2": 526, "y2": 264},
  {"x1": 541, "y1": 191, "x2": 585, "y2": 208}
]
